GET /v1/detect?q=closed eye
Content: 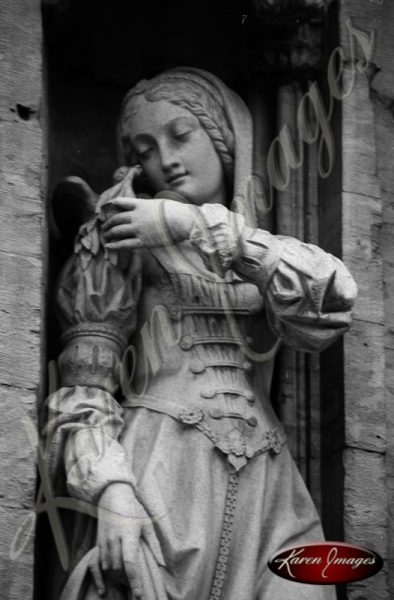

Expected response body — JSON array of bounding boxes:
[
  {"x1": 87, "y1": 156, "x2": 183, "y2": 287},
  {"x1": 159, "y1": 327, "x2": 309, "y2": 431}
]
[
  {"x1": 138, "y1": 147, "x2": 154, "y2": 159},
  {"x1": 173, "y1": 130, "x2": 192, "y2": 141},
  {"x1": 166, "y1": 115, "x2": 199, "y2": 142}
]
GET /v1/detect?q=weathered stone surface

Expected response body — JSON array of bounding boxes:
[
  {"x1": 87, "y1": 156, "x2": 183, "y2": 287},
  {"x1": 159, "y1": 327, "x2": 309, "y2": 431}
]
[
  {"x1": 344, "y1": 322, "x2": 385, "y2": 453},
  {"x1": 0, "y1": 253, "x2": 42, "y2": 390},
  {"x1": 344, "y1": 449, "x2": 389, "y2": 600},
  {"x1": 339, "y1": 2, "x2": 382, "y2": 66},
  {"x1": 342, "y1": 72, "x2": 381, "y2": 200},
  {"x1": 0, "y1": 512, "x2": 36, "y2": 600},
  {"x1": 0, "y1": 120, "x2": 44, "y2": 199},
  {"x1": 373, "y1": 64, "x2": 394, "y2": 598},
  {"x1": 0, "y1": 191, "x2": 42, "y2": 257},
  {"x1": 0, "y1": 389, "x2": 37, "y2": 600},
  {"x1": 0, "y1": 387, "x2": 37, "y2": 500},
  {"x1": 339, "y1": 6, "x2": 388, "y2": 598},
  {"x1": 0, "y1": 3, "x2": 42, "y2": 117},
  {"x1": 371, "y1": 4, "x2": 394, "y2": 101},
  {"x1": 342, "y1": 192, "x2": 384, "y2": 325},
  {"x1": 0, "y1": 1, "x2": 44, "y2": 598}
]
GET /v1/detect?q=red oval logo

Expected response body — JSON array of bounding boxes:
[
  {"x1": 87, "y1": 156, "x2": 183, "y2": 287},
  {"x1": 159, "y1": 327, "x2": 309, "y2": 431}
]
[{"x1": 268, "y1": 542, "x2": 383, "y2": 585}]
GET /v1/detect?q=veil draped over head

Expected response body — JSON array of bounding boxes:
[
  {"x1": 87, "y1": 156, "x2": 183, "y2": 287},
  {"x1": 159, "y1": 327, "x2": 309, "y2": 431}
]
[{"x1": 118, "y1": 67, "x2": 256, "y2": 226}]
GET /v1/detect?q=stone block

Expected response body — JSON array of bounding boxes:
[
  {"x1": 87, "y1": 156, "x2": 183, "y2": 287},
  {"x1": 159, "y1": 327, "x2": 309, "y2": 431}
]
[
  {"x1": 342, "y1": 71, "x2": 380, "y2": 199},
  {"x1": 343, "y1": 448, "x2": 386, "y2": 550},
  {"x1": 339, "y1": 2, "x2": 383, "y2": 66},
  {"x1": 344, "y1": 448, "x2": 389, "y2": 600},
  {"x1": 0, "y1": 255, "x2": 42, "y2": 391},
  {"x1": 342, "y1": 192, "x2": 383, "y2": 325},
  {"x1": 0, "y1": 386, "x2": 37, "y2": 600},
  {"x1": 343, "y1": 321, "x2": 385, "y2": 453},
  {"x1": 0, "y1": 1, "x2": 42, "y2": 116},
  {"x1": 0, "y1": 511, "x2": 35, "y2": 600},
  {"x1": 0, "y1": 182, "x2": 43, "y2": 257}
]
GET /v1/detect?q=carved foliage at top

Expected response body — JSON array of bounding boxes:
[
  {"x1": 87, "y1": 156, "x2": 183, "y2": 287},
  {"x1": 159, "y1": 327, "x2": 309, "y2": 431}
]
[
  {"x1": 247, "y1": 0, "x2": 335, "y2": 76},
  {"x1": 252, "y1": 0, "x2": 334, "y2": 18}
]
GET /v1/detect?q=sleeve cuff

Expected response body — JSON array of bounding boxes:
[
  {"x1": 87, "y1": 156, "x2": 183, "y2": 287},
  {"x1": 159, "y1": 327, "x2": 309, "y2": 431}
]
[
  {"x1": 190, "y1": 204, "x2": 283, "y2": 292},
  {"x1": 65, "y1": 428, "x2": 136, "y2": 504},
  {"x1": 190, "y1": 204, "x2": 246, "y2": 276},
  {"x1": 232, "y1": 228, "x2": 283, "y2": 294}
]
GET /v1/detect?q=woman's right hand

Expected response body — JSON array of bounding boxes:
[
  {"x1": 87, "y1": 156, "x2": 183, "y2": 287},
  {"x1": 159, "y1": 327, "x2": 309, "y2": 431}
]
[
  {"x1": 90, "y1": 483, "x2": 164, "y2": 598},
  {"x1": 101, "y1": 197, "x2": 196, "y2": 250}
]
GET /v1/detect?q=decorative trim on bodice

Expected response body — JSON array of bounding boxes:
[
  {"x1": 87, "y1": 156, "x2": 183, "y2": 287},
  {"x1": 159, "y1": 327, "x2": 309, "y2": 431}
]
[{"x1": 123, "y1": 395, "x2": 286, "y2": 472}]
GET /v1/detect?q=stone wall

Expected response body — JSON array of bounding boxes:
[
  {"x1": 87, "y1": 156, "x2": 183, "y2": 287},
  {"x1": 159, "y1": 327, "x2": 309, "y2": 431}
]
[
  {"x1": 0, "y1": 1, "x2": 45, "y2": 598},
  {"x1": 339, "y1": 1, "x2": 393, "y2": 598},
  {"x1": 370, "y1": 3, "x2": 394, "y2": 596}
]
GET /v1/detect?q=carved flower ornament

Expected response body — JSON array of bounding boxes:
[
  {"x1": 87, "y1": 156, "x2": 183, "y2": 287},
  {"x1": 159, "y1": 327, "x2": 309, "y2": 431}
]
[{"x1": 178, "y1": 408, "x2": 205, "y2": 425}]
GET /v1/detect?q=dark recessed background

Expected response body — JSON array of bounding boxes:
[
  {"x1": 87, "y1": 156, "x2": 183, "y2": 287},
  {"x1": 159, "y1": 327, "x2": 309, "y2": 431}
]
[{"x1": 45, "y1": 0, "x2": 251, "y2": 90}]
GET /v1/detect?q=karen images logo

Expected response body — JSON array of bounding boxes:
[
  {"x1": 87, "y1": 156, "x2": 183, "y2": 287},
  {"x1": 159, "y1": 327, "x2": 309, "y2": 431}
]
[{"x1": 268, "y1": 542, "x2": 383, "y2": 585}]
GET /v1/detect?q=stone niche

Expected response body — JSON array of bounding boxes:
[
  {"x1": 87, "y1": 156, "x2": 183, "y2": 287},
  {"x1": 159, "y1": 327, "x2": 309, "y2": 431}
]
[{"x1": 40, "y1": 0, "x2": 350, "y2": 597}]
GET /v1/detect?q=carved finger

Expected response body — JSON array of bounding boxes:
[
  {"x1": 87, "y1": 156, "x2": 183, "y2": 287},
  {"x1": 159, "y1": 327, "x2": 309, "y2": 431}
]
[
  {"x1": 110, "y1": 197, "x2": 140, "y2": 210},
  {"x1": 89, "y1": 563, "x2": 106, "y2": 596},
  {"x1": 142, "y1": 523, "x2": 165, "y2": 567},
  {"x1": 103, "y1": 223, "x2": 138, "y2": 241},
  {"x1": 104, "y1": 239, "x2": 143, "y2": 250},
  {"x1": 122, "y1": 540, "x2": 143, "y2": 599},
  {"x1": 101, "y1": 211, "x2": 134, "y2": 232},
  {"x1": 108, "y1": 537, "x2": 123, "y2": 572},
  {"x1": 125, "y1": 567, "x2": 143, "y2": 600},
  {"x1": 89, "y1": 548, "x2": 106, "y2": 597},
  {"x1": 100, "y1": 539, "x2": 111, "y2": 571}
]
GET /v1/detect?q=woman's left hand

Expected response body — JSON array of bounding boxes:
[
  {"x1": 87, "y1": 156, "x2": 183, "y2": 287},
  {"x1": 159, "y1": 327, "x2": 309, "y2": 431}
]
[{"x1": 101, "y1": 197, "x2": 196, "y2": 250}]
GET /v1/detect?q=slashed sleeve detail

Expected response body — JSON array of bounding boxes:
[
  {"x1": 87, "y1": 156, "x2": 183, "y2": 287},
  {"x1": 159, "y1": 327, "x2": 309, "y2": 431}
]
[
  {"x1": 190, "y1": 203, "x2": 357, "y2": 353},
  {"x1": 45, "y1": 386, "x2": 136, "y2": 504},
  {"x1": 262, "y1": 236, "x2": 357, "y2": 352},
  {"x1": 45, "y1": 216, "x2": 142, "y2": 503}
]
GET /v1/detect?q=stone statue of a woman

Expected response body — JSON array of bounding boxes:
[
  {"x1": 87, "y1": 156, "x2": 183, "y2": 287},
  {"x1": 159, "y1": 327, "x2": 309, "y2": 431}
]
[{"x1": 46, "y1": 68, "x2": 357, "y2": 600}]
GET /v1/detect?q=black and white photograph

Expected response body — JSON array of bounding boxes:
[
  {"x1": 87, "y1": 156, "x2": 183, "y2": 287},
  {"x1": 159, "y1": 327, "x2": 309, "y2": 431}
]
[{"x1": 0, "y1": 1, "x2": 392, "y2": 599}]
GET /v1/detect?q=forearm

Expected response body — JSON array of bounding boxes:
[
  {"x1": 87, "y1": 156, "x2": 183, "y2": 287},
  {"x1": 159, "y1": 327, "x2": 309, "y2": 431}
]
[
  {"x1": 190, "y1": 203, "x2": 357, "y2": 352},
  {"x1": 46, "y1": 227, "x2": 141, "y2": 504},
  {"x1": 48, "y1": 322, "x2": 135, "y2": 503},
  {"x1": 46, "y1": 384, "x2": 135, "y2": 505}
]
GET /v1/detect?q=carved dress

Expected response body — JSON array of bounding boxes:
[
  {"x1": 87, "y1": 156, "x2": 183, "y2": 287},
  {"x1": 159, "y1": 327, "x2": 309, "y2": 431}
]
[{"x1": 46, "y1": 202, "x2": 356, "y2": 600}]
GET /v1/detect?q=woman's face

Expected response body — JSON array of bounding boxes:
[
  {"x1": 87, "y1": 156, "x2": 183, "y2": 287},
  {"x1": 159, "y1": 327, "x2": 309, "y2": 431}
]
[{"x1": 128, "y1": 98, "x2": 227, "y2": 206}]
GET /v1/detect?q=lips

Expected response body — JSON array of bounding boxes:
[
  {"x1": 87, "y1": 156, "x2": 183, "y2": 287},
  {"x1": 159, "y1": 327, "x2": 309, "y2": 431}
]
[{"x1": 166, "y1": 172, "x2": 188, "y2": 184}]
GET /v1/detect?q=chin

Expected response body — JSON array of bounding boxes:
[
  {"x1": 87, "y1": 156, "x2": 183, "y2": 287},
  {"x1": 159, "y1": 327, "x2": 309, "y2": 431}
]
[
  {"x1": 170, "y1": 184, "x2": 203, "y2": 205},
  {"x1": 182, "y1": 194, "x2": 206, "y2": 206}
]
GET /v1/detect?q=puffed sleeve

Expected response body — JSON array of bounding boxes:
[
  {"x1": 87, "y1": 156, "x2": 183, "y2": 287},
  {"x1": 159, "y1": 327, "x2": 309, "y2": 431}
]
[
  {"x1": 44, "y1": 215, "x2": 142, "y2": 504},
  {"x1": 190, "y1": 204, "x2": 357, "y2": 353}
]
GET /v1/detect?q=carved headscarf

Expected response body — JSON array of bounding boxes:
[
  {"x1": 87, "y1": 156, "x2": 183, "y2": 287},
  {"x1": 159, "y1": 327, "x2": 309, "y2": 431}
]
[{"x1": 118, "y1": 68, "x2": 255, "y2": 225}]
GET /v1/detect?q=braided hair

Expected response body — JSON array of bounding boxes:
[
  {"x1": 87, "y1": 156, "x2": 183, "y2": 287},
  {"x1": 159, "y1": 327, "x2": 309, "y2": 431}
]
[{"x1": 119, "y1": 71, "x2": 235, "y2": 188}]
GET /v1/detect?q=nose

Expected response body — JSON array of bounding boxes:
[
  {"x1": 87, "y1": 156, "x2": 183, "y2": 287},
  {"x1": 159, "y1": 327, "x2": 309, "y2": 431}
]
[{"x1": 158, "y1": 139, "x2": 181, "y2": 173}]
